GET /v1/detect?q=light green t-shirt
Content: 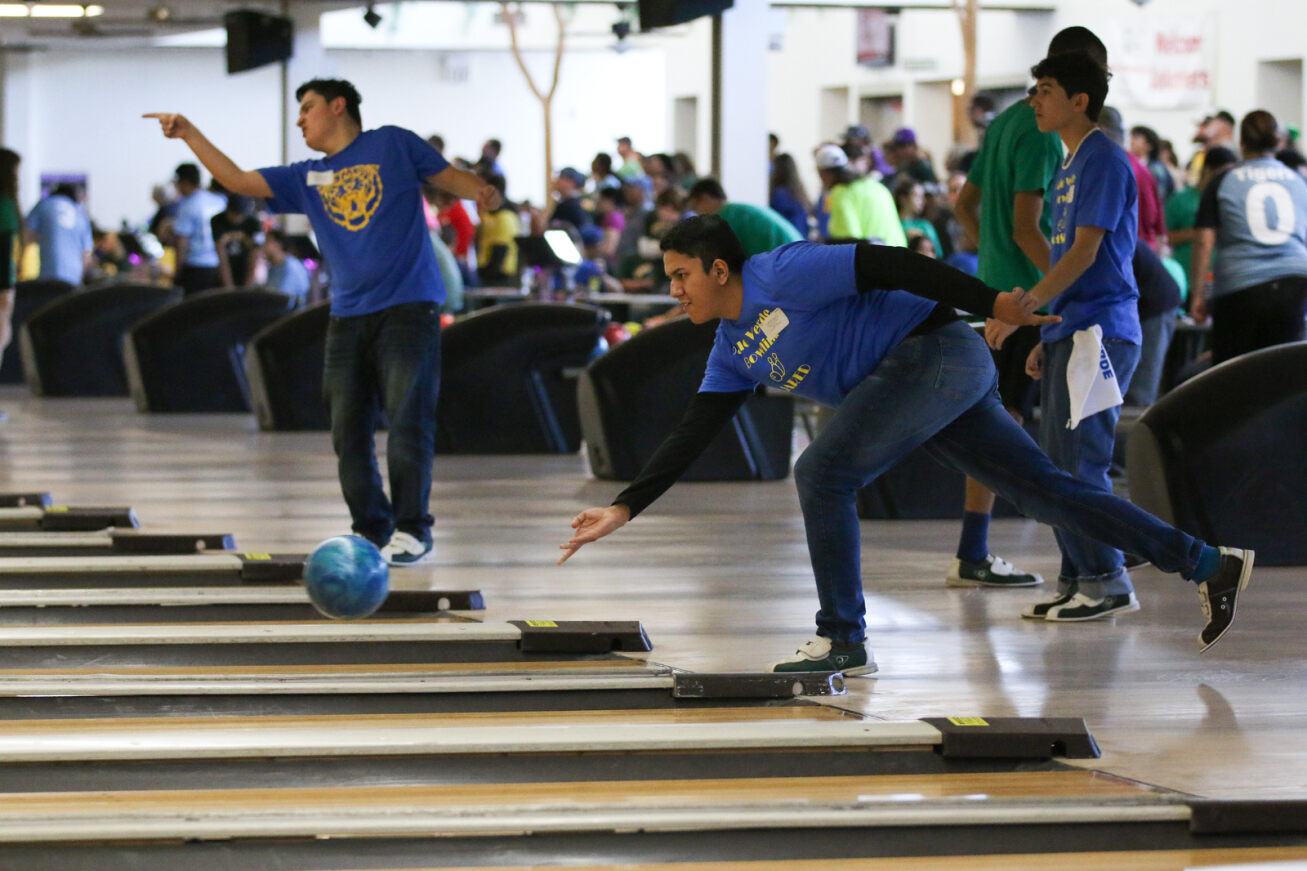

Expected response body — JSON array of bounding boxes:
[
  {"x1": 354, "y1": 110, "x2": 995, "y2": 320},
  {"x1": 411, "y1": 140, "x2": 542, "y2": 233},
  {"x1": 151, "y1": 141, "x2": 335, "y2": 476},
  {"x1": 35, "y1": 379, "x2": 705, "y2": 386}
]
[
  {"x1": 966, "y1": 100, "x2": 1063, "y2": 292},
  {"x1": 827, "y1": 177, "x2": 907, "y2": 247},
  {"x1": 717, "y1": 202, "x2": 803, "y2": 256}
]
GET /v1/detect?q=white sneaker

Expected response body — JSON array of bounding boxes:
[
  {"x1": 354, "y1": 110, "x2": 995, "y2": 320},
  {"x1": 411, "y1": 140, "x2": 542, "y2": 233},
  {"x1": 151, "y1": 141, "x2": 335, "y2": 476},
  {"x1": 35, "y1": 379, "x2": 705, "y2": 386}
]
[
  {"x1": 380, "y1": 531, "x2": 434, "y2": 566},
  {"x1": 770, "y1": 636, "x2": 878, "y2": 676}
]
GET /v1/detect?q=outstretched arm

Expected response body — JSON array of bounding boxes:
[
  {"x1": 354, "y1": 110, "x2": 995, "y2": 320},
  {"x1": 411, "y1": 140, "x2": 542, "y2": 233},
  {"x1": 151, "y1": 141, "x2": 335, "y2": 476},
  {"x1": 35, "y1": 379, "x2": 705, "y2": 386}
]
[
  {"x1": 558, "y1": 389, "x2": 748, "y2": 564},
  {"x1": 427, "y1": 165, "x2": 501, "y2": 211},
  {"x1": 143, "y1": 113, "x2": 273, "y2": 199}
]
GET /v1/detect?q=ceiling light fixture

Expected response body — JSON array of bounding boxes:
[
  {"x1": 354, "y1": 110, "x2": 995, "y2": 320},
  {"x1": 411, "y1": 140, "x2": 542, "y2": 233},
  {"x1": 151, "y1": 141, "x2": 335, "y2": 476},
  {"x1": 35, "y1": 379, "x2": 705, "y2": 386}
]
[{"x1": 0, "y1": 3, "x2": 103, "y2": 16}]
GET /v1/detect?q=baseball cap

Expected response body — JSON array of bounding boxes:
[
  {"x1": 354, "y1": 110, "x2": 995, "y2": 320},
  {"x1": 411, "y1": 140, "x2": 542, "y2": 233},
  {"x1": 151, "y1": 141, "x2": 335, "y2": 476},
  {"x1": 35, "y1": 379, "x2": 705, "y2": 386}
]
[
  {"x1": 814, "y1": 144, "x2": 849, "y2": 169},
  {"x1": 891, "y1": 127, "x2": 917, "y2": 146},
  {"x1": 558, "y1": 167, "x2": 586, "y2": 185},
  {"x1": 844, "y1": 124, "x2": 871, "y2": 142}
]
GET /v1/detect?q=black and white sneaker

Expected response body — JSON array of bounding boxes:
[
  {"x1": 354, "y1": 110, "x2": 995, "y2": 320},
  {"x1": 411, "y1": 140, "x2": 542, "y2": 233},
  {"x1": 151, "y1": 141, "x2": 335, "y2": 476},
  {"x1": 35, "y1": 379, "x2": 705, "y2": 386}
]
[
  {"x1": 1021, "y1": 590, "x2": 1076, "y2": 619},
  {"x1": 1198, "y1": 547, "x2": 1254, "y2": 653},
  {"x1": 771, "y1": 636, "x2": 878, "y2": 677},
  {"x1": 946, "y1": 554, "x2": 1044, "y2": 588},
  {"x1": 380, "y1": 531, "x2": 435, "y2": 566},
  {"x1": 1044, "y1": 591, "x2": 1140, "y2": 622}
]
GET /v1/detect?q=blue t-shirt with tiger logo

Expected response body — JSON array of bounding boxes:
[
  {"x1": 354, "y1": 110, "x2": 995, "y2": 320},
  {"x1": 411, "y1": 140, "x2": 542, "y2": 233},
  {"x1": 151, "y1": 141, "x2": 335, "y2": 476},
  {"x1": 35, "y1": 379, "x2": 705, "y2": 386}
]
[
  {"x1": 698, "y1": 242, "x2": 937, "y2": 408},
  {"x1": 259, "y1": 126, "x2": 450, "y2": 317}
]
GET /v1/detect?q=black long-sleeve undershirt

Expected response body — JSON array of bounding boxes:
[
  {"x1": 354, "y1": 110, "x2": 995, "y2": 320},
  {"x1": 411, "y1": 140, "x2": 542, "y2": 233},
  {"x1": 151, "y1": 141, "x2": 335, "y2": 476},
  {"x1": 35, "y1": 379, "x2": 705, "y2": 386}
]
[
  {"x1": 612, "y1": 242, "x2": 1004, "y2": 518},
  {"x1": 0, "y1": 232, "x2": 13, "y2": 290}
]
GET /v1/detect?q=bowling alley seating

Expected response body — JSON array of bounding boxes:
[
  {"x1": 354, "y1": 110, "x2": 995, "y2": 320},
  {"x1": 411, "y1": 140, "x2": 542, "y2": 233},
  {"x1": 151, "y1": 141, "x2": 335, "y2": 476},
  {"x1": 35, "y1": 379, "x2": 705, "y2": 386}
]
[
  {"x1": 0, "y1": 278, "x2": 76, "y2": 384},
  {"x1": 19, "y1": 283, "x2": 180, "y2": 397},
  {"x1": 244, "y1": 301, "x2": 331, "y2": 431},
  {"x1": 437, "y1": 302, "x2": 611, "y2": 453},
  {"x1": 124, "y1": 287, "x2": 296, "y2": 413},
  {"x1": 578, "y1": 315, "x2": 794, "y2": 481},
  {"x1": 1127, "y1": 340, "x2": 1307, "y2": 566}
]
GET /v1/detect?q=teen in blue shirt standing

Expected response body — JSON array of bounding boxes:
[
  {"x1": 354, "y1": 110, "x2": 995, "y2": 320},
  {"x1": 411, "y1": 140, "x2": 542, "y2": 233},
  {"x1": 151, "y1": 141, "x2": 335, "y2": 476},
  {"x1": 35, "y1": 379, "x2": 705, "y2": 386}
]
[
  {"x1": 1021, "y1": 52, "x2": 1145, "y2": 621},
  {"x1": 559, "y1": 215, "x2": 1252, "y2": 673},
  {"x1": 146, "y1": 79, "x2": 497, "y2": 565}
]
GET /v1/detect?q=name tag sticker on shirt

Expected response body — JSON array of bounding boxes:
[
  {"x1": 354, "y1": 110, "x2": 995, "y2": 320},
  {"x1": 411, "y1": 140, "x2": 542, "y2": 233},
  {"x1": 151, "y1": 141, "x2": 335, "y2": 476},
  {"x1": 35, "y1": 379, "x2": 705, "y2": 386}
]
[
  {"x1": 759, "y1": 308, "x2": 790, "y2": 342},
  {"x1": 306, "y1": 170, "x2": 335, "y2": 187}
]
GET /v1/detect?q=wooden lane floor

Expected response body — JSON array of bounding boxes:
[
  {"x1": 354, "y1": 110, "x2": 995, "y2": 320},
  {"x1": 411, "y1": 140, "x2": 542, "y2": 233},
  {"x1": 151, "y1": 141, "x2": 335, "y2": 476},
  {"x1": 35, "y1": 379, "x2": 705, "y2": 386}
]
[
  {"x1": 0, "y1": 619, "x2": 653, "y2": 668},
  {"x1": 0, "y1": 586, "x2": 487, "y2": 622}
]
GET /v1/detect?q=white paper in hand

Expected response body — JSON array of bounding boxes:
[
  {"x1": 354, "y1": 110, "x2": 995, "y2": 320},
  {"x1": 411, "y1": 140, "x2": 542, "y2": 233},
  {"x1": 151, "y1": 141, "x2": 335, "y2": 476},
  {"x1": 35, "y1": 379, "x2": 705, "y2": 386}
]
[{"x1": 1066, "y1": 325, "x2": 1123, "y2": 429}]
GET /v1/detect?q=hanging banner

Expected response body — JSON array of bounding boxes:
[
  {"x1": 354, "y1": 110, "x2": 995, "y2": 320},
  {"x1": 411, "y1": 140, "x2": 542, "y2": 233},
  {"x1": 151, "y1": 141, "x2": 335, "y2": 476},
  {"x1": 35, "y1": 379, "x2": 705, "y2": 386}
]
[
  {"x1": 857, "y1": 8, "x2": 894, "y2": 69},
  {"x1": 1108, "y1": 16, "x2": 1213, "y2": 110}
]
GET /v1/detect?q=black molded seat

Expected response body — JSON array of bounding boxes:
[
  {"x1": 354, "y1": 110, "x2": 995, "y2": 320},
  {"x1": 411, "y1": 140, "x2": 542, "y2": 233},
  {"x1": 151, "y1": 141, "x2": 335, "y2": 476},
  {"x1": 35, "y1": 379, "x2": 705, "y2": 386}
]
[
  {"x1": 437, "y1": 302, "x2": 610, "y2": 454},
  {"x1": 0, "y1": 279, "x2": 76, "y2": 384},
  {"x1": 19, "y1": 284, "x2": 180, "y2": 397},
  {"x1": 244, "y1": 302, "x2": 331, "y2": 431},
  {"x1": 1127, "y1": 340, "x2": 1307, "y2": 565},
  {"x1": 124, "y1": 287, "x2": 297, "y2": 412},
  {"x1": 578, "y1": 316, "x2": 794, "y2": 481}
]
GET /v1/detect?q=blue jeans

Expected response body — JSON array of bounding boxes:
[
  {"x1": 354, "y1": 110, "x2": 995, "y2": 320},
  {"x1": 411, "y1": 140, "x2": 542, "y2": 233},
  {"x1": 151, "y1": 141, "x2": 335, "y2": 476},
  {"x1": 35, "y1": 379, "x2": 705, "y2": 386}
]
[
  {"x1": 1125, "y1": 310, "x2": 1177, "y2": 406},
  {"x1": 323, "y1": 302, "x2": 441, "y2": 547},
  {"x1": 794, "y1": 320, "x2": 1201, "y2": 645},
  {"x1": 1039, "y1": 334, "x2": 1141, "y2": 598}
]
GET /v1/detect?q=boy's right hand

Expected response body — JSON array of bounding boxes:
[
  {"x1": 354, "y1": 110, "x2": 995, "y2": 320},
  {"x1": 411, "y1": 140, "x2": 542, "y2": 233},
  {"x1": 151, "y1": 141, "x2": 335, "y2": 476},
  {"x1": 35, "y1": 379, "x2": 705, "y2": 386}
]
[
  {"x1": 142, "y1": 113, "x2": 193, "y2": 140},
  {"x1": 1025, "y1": 342, "x2": 1045, "y2": 380}
]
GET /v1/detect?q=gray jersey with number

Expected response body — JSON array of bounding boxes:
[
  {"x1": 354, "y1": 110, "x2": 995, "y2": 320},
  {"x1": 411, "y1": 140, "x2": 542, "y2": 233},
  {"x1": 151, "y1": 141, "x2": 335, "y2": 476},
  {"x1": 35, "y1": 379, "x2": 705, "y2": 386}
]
[{"x1": 1203, "y1": 157, "x2": 1307, "y2": 296}]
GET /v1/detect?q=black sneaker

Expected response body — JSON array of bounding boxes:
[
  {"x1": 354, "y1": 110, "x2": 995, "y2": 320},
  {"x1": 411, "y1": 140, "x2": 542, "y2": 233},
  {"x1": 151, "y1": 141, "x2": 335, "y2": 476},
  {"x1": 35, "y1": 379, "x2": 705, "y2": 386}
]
[
  {"x1": 1045, "y1": 591, "x2": 1140, "y2": 622},
  {"x1": 1021, "y1": 590, "x2": 1076, "y2": 619},
  {"x1": 1198, "y1": 547, "x2": 1254, "y2": 652},
  {"x1": 771, "y1": 637, "x2": 878, "y2": 677},
  {"x1": 946, "y1": 554, "x2": 1044, "y2": 588}
]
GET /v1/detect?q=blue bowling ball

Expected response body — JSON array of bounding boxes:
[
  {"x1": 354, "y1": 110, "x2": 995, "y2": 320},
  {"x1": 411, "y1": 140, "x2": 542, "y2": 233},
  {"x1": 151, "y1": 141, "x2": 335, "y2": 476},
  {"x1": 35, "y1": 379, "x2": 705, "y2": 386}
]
[{"x1": 303, "y1": 535, "x2": 390, "y2": 619}]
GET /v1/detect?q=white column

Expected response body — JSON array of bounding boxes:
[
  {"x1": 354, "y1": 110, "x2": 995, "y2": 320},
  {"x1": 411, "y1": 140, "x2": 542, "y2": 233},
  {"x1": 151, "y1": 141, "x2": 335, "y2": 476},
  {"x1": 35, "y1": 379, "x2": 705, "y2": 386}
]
[
  {"x1": 280, "y1": 5, "x2": 336, "y2": 165},
  {"x1": 716, "y1": 0, "x2": 770, "y2": 207},
  {"x1": 1, "y1": 51, "x2": 41, "y2": 208}
]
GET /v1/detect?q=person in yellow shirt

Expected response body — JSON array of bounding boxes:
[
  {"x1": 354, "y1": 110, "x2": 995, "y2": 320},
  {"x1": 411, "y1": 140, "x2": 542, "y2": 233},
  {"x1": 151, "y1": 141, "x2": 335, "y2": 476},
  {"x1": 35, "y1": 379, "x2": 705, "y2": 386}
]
[
  {"x1": 476, "y1": 174, "x2": 518, "y2": 284},
  {"x1": 815, "y1": 143, "x2": 906, "y2": 247}
]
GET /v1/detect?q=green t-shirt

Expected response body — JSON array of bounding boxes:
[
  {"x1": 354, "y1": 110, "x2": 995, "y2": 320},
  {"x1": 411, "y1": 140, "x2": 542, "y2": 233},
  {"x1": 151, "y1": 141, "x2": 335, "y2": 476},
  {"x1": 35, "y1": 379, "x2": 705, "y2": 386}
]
[
  {"x1": 1165, "y1": 184, "x2": 1203, "y2": 280},
  {"x1": 0, "y1": 196, "x2": 19, "y2": 287},
  {"x1": 827, "y1": 177, "x2": 907, "y2": 247},
  {"x1": 902, "y1": 217, "x2": 942, "y2": 254},
  {"x1": 717, "y1": 202, "x2": 803, "y2": 256},
  {"x1": 966, "y1": 100, "x2": 1062, "y2": 292}
]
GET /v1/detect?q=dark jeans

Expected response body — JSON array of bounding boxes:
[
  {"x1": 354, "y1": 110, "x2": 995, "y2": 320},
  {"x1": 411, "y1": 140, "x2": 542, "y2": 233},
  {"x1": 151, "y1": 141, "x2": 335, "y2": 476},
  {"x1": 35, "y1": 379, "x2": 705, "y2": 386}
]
[
  {"x1": 1211, "y1": 276, "x2": 1307, "y2": 364},
  {"x1": 1039, "y1": 334, "x2": 1141, "y2": 598},
  {"x1": 323, "y1": 301, "x2": 441, "y2": 547},
  {"x1": 176, "y1": 265, "x2": 222, "y2": 297},
  {"x1": 793, "y1": 321, "x2": 1201, "y2": 645}
]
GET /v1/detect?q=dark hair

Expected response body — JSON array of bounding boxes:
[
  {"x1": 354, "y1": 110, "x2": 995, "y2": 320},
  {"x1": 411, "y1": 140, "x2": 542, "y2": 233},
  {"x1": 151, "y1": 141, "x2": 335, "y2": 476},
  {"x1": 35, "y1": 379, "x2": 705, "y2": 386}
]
[
  {"x1": 769, "y1": 152, "x2": 810, "y2": 211},
  {"x1": 660, "y1": 214, "x2": 747, "y2": 275},
  {"x1": 1277, "y1": 148, "x2": 1307, "y2": 173},
  {"x1": 483, "y1": 173, "x2": 507, "y2": 198},
  {"x1": 1131, "y1": 125, "x2": 1161, "y2": 161},
  {"x1": 1240, "y1": 110, "x2": 1279, "y2": 153},
  {"x1": 0, "y1": 148, "x2": 18, "y2": 204},
  {"x1": 265, "y1": 228, "x2": 288, "y2": 248},
  {"x1": 1203, "y1": 146, "x2": 1239, "y2": 179},
  {"x1": 1030, "y1": 51, "x2": 1111, "y2": 123},
  {"x1": 769, "y1": 132, "x2": 779, "y2": 147},
  {"x1": 592, "y1": 152, "x2": 613, "y2": 174},
  {"x1": 484, "y1": 138, "x2": 502, "y2": 155},
  {"x1": 51, "y1": 182, "x2": 79, "y2": 200},
  {"x1": 295, "y1": 79, "x2": 363, "y2": 127},
  {"x1": 1047, "y1": 25, "x2": 1108, "y2": 67},
  {"x1": 893, "y1": 177, "x2": 923, "y2": 214},
  {"x1": 427, "y1": 134, "x2": 445, "y2": 152},
  {"x1": 654, "y1": 188, "x2": 685, "y2": 211},
  {"x1": 907, "y1": 233, "x2": 935, "y2": 255},
  {"x1": 597, "y1": 186, "x2": 623, "y2": 206},
  {"x1": 688, "y1": 178, "x2": 727, "y2": 202},
  {"x1": 671, "y1": 152, "x2": 697, "y2": 178},
  {"x1": 617, "y1": 136, "x2": 632, "y2": 147},
  {"x1": 174, "y1": 162, "x2": 201, "y2": 187}
]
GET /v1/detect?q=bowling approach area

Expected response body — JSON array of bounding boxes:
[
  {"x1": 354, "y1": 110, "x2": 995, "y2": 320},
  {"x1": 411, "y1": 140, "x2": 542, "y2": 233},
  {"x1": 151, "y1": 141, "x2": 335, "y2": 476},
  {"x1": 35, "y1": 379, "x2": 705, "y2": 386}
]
[{"x1": 0, "y1": 392, "x2": 1305, "y2": 869}]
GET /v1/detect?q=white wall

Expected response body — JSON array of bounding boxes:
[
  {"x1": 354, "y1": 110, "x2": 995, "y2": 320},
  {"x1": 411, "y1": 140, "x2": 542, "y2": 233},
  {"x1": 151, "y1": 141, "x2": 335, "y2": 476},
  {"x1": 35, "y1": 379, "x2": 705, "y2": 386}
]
[{"x1": 3, "y1": 41, "x2": 665, "y2": 228}]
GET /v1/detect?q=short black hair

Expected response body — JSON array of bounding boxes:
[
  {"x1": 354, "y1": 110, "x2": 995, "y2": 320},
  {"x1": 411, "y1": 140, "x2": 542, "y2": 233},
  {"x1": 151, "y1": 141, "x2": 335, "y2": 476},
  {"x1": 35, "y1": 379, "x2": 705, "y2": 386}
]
[
  {"x1": 687, "y1": 178, "x2": 727, "y2": 202},
  {"x1": 1031, "y1": 51, "x2": 1111, "y2": 123},
  {"x1": 295, "y1": 79, "x2": 363, "y2": 127},
  {"x1": 427, "y1": 134, "x2": 445, "y2": 152},
  {"x1": 51, "y1": 182, "x2": 79, "y2": 200},
  {"x1": 1240, "y1": 110, "x2": 1279, "y2": 153},
  {"x1": 660, "y1": 214, "x2": 747, "y2": 275},
  {"x1": 1047, "y1": 25, "x2": 1108, "y2": 67},
  {"x1": 483, "y1": 173, "x2": 507, "y2": 198},
  {"x1": 174, "y1": 162, "x2": 201, "y2": 186},
  {"x1": 1277, "y1": 148, "x2": 1307, "y2": 173},
  {"x1": 597, "y1": 186, "x2": 623, "y2": 205},
  {"x1": 592, "y1": 152, "x2": 613, "y2": 173},
  {"x1": 1204, "y1": 146, "x2": 1239, "y2": 177},
  {"x1": 484, "y1": 138, "x2": 502, "y2": 155}
]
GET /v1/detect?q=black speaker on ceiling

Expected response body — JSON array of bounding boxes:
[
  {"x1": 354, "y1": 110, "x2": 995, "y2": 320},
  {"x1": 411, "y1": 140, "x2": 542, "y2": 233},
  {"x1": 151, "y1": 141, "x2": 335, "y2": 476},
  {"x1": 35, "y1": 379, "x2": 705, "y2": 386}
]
[
  {"x1": 224, "y1": 10, "x2": 293, "y2": 75},
  {"x1": 637, "y1": 0, "x2": 733, "y2": 31}
]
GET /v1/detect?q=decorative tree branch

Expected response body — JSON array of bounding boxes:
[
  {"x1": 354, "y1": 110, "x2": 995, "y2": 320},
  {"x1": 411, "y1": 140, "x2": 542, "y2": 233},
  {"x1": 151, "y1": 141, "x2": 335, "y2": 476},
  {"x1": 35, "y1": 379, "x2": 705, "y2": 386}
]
[
  {"x1": 501, "y1": 2, "x2": 568, "y2": 207},
  {"x1": 953, "y1": 0, "x2": 978, "y2": 146}
]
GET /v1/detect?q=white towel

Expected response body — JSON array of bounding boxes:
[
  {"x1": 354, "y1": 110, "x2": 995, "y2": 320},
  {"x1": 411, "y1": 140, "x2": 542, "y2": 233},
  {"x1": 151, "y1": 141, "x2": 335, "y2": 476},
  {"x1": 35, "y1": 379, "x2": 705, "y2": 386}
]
[{"x1": 1066, "y1": 325, "x2": 1123, "y2": 430}]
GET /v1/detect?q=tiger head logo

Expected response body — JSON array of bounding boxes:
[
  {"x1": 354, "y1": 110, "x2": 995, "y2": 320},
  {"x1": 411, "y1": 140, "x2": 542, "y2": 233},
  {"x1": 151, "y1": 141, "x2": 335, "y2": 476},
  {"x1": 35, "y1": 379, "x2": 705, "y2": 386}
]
[{"x1": 317, "y1": 164, "x2": 383, "y2": 231}]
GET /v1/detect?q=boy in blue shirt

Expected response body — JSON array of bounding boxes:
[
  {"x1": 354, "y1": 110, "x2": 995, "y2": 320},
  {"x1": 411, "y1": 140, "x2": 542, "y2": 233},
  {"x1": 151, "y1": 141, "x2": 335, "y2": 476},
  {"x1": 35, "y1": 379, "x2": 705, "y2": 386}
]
[
  {"x1": 559, "y1": 215, "x2": 1252, "y2": 673},
  {"x1": 146, "y1": 80, "x2": 497, "y2": 565},
  {"x1": 1021, "y1": 51, "x2": 1144, "y2": 620}
]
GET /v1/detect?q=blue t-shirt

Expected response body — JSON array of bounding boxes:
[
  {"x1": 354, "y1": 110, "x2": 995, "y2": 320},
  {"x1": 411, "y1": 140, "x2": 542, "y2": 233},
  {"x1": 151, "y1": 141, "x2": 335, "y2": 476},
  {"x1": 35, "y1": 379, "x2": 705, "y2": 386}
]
[
  {"x1": 174, "y1": 189, "x2": 227, "y2": 268},
  {"x1": 26, "y1": 194, "x2": 92, "y2": 285},
  {"x1": 769, "y1": 188, "x2": 810, "y2": 239},
  {"x1": 259, "y1": 126, "x2": 450, "y2": 317},
  {"x1": 268, "y1": 255, "x2": 311, "y2": 301},
  {"x1": 1043, "y1": 130, "x2": 1141, "y2": 344},
  {"x1": 698, "y1": 242, "x2": 937, "y2": 408},
  {"x1": 1198, "y1": 156, "x2": 1307, "y2": 297}
]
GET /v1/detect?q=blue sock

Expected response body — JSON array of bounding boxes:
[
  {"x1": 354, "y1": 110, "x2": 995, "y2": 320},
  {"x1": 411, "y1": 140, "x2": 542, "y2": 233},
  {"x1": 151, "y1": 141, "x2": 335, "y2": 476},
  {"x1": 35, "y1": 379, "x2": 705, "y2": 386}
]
[
  {"x1": 956, "y1": 511, "x2": 991, "y2": 564},
  {"x1": 1189, "y1": 545, "x2": 1222, "y2": 583}
]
